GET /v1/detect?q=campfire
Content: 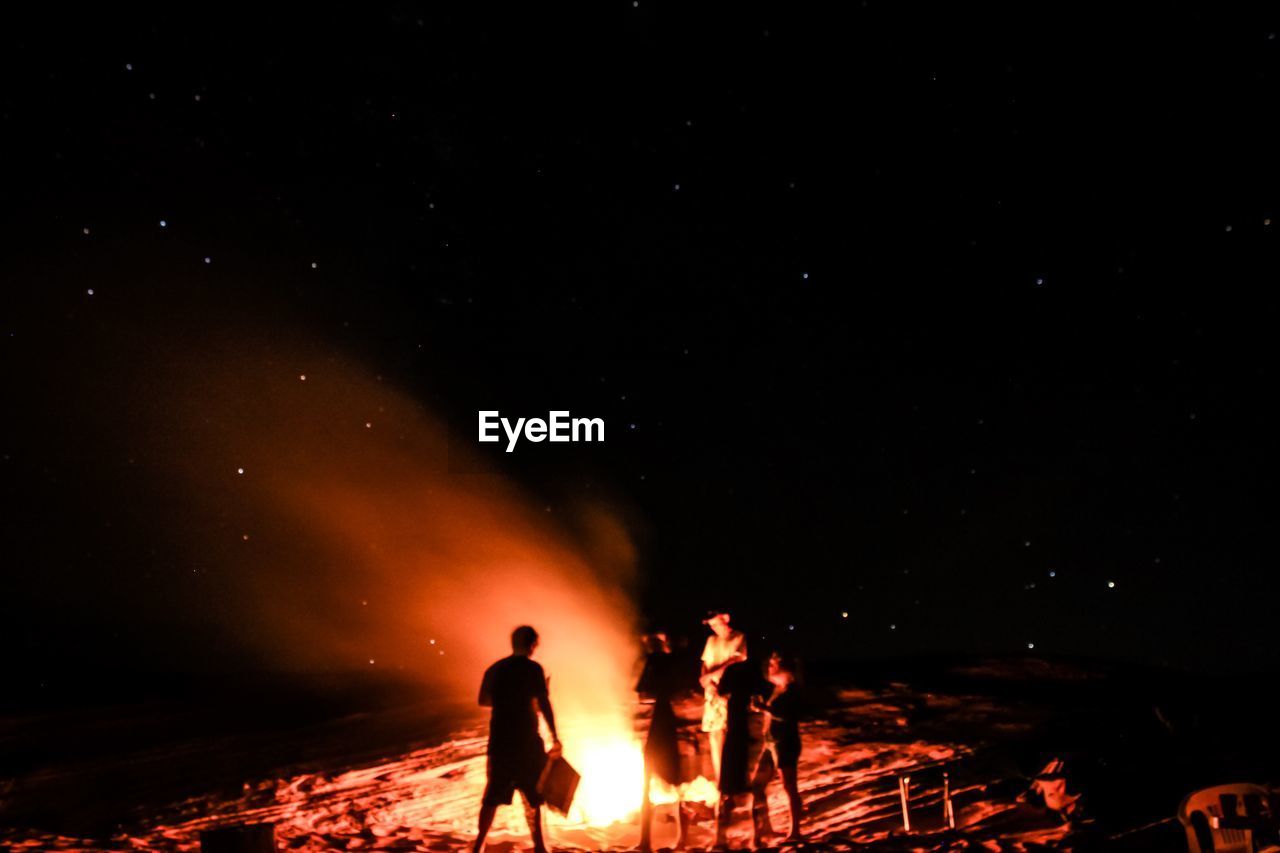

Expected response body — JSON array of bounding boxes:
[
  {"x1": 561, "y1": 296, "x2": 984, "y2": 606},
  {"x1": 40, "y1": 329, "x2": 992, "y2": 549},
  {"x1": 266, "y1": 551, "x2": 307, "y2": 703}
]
[{"x1": 551, "y1": 728, "x2": 719, "y2": 829}]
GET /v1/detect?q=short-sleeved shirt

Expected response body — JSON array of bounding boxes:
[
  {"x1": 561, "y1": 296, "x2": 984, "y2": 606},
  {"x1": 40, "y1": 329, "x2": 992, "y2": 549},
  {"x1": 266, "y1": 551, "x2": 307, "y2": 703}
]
[
  {"x1": 700, "y1": 630, "x2": 746, "y2": 732},
  {"x1": 480, "y1": 654, "x2": 549, "y2": 751}
]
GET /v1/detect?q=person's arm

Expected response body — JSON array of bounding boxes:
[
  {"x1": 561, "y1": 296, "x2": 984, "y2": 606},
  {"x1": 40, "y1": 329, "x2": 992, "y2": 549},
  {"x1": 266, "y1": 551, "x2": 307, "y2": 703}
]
[
  {"x1": 478, "y1": 667, "x2": 494, "y2": 707},
  {"x1": 536, "y1": 693, "x2": 559, "y2": 740},
  {"x1": 535, "y1": 672, "x2": 562, "y2": 755},
  {"x1": 751, "y1": 683, "x2": 777, "y2": 714},
  {"x1": 760, "y1": 683, "x2": 783, "y2": 715},
  {"x1": 700, "y1": 648, "x2": 747, "y2": 687}
]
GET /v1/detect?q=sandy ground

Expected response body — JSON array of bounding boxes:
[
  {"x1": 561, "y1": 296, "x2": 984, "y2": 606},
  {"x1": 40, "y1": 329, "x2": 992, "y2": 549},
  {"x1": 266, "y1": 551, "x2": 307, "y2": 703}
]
[{"x1": 2, "y1": 659, "x2": 1248, "y2": 851}]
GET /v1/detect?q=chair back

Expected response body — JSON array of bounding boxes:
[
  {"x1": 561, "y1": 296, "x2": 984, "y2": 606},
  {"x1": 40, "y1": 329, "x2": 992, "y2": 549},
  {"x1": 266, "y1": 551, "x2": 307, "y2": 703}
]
[{"x1": 1178, "y1": 783, "x2": 1271, "y2": 853}]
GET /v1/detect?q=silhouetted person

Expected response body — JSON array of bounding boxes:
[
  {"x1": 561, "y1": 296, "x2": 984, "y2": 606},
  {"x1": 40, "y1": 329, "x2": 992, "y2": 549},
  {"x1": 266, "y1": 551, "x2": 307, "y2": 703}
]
[
  {"x1": 699, "y1": 609, "x2": 746, "y2": 782},
  {"x1": 751, "y1": 652, "x2": 804, "y2": 842},
  {"x1": 636, "y1": 631, "x2": 691, "y2": 852},
  {"x1": 474, "y1": 625, "x2": 562, "y2": 853},
  {"x1": 712, "y1": 656, "x2": 770, "y2": 848}
]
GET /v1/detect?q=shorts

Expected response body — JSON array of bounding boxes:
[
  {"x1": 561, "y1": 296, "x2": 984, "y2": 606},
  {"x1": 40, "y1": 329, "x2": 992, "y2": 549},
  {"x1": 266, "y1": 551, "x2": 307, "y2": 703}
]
[
  {"x1": 701, "y1": 693, "x2": 728, "y2": 733},
  {"x1": 753, "y1": 737, "x2": 800, "y2": 790},
  {"x1": 483, "y1": 745, "x2": 545, "y2": 807}
]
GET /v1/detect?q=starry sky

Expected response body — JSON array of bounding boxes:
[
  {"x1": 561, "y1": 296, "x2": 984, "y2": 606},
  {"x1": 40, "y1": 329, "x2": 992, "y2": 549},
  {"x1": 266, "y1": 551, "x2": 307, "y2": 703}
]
[{"x1": 2, "y1": 3, "x2": 1278, "y2": 685}]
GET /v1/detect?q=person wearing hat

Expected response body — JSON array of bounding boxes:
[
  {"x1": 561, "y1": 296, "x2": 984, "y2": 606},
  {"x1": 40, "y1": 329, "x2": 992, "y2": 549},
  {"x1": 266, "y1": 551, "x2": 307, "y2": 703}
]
[{"x1": 699, "y1": 609, "x2": 747, "y2": 783}]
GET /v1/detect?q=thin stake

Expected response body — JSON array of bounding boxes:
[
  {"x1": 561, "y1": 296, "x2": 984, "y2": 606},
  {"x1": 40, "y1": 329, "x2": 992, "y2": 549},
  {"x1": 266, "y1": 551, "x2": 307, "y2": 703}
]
[
  {"x1": 898, "y1": 774, "x2": 911, "y2": 832},
  {"x1": 943, "y1": 770, "x2": 955, "y2": 829}
]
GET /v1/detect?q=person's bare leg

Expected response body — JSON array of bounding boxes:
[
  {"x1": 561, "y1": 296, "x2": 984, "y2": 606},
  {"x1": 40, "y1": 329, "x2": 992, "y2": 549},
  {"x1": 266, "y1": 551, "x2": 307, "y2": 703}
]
[
  {"x1": 714, "y1": 794, "x2": 731, "y2": 849},
  {"x1": 474, "y1": 803, "x2": 497, "y2": 853},
  {"x1": 750, "y1": 790, "x2": 767, "y2": 847},
  {"x1": 709, "y1": 729, "x2": 725, "y2": 782},
  {"x1": 675, "y1": 792, "x2": 689, "y2": 850},
  {"x1": 752, "y1": 784, "x2": 778, "y2": 845},
  {"x1": 640, "y1": 772, "x2": 653, "y2": 853},
  {"x1": 780, "y1": 767, "x2": 803, "y2": 841},
  {"x1": 752, "y1": 750, "x2": 778, "y2": 843},
  {"x1": 523, "y1": 796, "x2": 548, "y2": 853}
]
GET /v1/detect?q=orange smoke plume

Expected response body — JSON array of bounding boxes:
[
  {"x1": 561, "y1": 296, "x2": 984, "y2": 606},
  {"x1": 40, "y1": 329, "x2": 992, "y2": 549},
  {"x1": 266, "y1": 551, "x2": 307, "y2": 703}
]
[{"x1": 126, "y1": 329, "x2": 648, "y2": 824}]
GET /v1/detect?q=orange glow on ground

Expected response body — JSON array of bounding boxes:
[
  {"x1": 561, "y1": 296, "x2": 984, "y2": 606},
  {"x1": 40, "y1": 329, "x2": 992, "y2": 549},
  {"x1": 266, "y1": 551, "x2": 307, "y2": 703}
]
[{"x1": 0, "y1": 683, "x2": 1086, "y2": 852}]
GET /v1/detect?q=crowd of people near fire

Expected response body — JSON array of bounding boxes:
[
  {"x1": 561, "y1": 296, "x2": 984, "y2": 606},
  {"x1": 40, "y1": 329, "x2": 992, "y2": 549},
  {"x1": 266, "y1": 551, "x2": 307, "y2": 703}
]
[{"x1": 472, "y1": 609, "x2": 804, "y2": 853}]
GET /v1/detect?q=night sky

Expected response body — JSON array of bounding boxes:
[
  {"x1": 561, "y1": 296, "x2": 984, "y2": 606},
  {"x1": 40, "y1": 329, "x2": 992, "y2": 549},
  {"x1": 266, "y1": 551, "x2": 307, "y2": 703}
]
[{"x1": 3, "y1": 3, "x2": 1277, "y2": 687}]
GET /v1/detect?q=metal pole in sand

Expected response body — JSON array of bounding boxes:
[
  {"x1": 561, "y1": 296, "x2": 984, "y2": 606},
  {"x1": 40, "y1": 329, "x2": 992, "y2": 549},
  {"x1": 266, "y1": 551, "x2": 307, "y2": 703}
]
[
  {"x1": 898, "y1": 774, "x2": 911, "y2": 832},
  {"x1": 942, "y1": 770, "x2": 956, "y2": 829}
]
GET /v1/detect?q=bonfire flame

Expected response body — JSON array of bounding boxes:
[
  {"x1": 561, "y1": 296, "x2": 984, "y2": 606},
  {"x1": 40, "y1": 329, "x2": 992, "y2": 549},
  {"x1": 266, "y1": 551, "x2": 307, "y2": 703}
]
[{"x1": 561, "y1": 730, "x2": 645, "y2": 825}]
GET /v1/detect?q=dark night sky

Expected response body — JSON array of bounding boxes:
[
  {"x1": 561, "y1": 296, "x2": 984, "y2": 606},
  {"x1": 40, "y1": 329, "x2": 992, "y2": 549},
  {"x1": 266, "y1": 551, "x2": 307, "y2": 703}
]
[{"x1": 2, "y1": 3, "x2": 1277, "y2": 684}]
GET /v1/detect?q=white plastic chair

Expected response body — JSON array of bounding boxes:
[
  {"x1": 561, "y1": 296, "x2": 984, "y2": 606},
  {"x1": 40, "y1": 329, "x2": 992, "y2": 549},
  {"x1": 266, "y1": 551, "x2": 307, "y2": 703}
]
[{"x1": 1178, "y1": 783, "x2": 1276, "y2": 853}]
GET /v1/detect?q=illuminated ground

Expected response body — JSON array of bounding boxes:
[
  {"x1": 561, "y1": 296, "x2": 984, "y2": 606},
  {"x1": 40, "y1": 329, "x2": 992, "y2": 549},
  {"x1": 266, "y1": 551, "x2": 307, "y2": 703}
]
[
  {"x1": 0, "y1": 668, "x2": 1102, "y2": 852},
  {"x1": 16, "y1": 657, "x2": 1265, "y2": 851}
]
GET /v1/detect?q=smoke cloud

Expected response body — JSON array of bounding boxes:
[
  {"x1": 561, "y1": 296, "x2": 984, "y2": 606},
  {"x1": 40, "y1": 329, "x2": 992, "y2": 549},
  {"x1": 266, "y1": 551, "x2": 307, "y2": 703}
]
[{"x1": 111, "y1": 323, "x2": 641, "y2": 722}]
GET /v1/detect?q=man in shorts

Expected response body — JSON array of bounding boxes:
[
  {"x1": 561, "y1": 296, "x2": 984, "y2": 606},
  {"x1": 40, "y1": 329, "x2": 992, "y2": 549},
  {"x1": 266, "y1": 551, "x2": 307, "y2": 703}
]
[
  {"x1": 474, "y1": 625, "x2": 562, "y2": 853},
  {"x1": 699, "y1": 608, "x2": 747, "y2": 782}
]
